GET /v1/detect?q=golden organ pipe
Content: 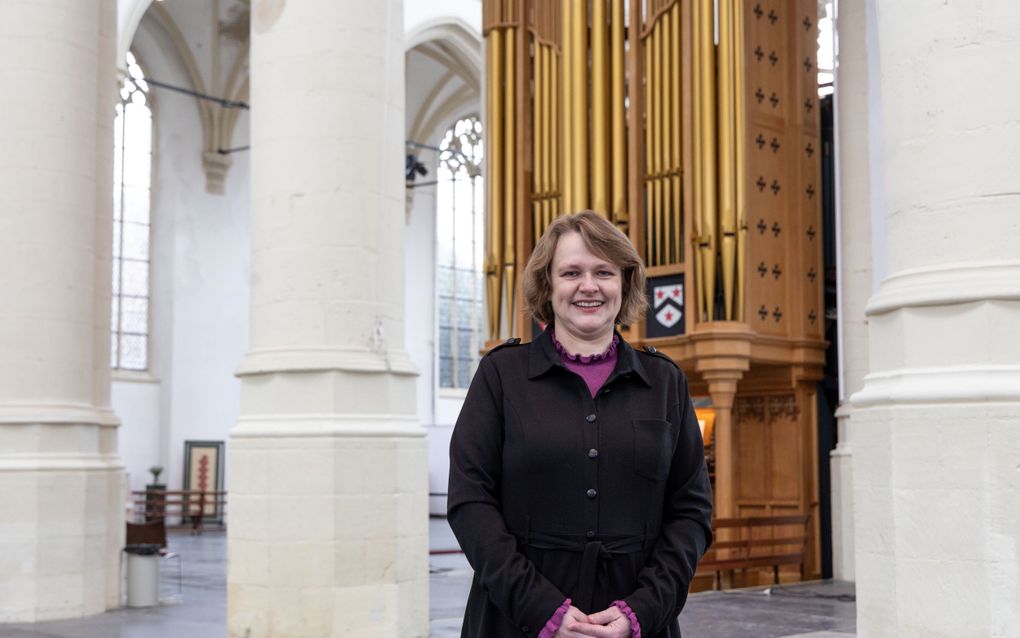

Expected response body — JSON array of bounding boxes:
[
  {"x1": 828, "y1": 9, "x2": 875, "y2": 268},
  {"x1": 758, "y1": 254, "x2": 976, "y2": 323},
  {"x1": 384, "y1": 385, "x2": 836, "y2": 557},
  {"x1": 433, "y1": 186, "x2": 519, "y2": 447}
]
[
  {"x1": 503, "y1": 27, "x2": 516, "y2": 327},
  {"x1": 662, "y1": 10, "x2": 672, "y2": 265},
  {"x1": 487, "y1": 27, "x2": 504, "y2": 338},
  {"x1": 533, "y1": 43, "x2": 541, "y2": 246},
  {"x1": 542, "y1": 44, "x2": 550, "y2": 233},
  {"x1": 560, "y1": 0, "x2": 573, "y2": 214},
  {"x1": 671, "y1": 1, "x2": 682, "y2": 265},
  {"x1": 718, "y1": 0, "x2": 736, "y2": 320},
  {"x1": 691, "y1": 0, "x2": 704, "y2": 320},
  {"x1": 611, "y1": 0, "x2": 626, "y2": 223},
  {"x1": 734, "y1": 0, "x2": 747, "y2": 322},
  {"x1": 649, "y1": 23, "x2": 658, "y2": 266},
  {"x1": 571, "y1": 0, "x2": 588, "y2": 211},
  {"x1": 644, "y1": 27, "x2": 653, "y2": 266},
  {"x1": 592, "y1": 0, "x2": 608, "y2": 216},
  {"x1": 699, "y1": 0, "x2": 717, "y2": 320},
  {"x1": 544, "y1": 43, "x2": 553, "y2": 232},
  {"x1": 656, "y1": 19, "x2": 665, "y2": 263},
  {"x1": 551, "y1": 44, "x2": 559, "y2": 224},
  {"x1": 540, "y1": 43, "x2": 549, "y2": 245}
]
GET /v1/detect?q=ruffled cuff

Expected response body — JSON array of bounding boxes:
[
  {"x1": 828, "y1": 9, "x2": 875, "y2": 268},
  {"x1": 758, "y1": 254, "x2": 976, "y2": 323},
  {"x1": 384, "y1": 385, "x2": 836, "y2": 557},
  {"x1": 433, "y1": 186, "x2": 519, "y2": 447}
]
[
  {"x1": 612, "y1": 600, "x2": 641, "y2": 638},
  {"x1": 538, "y1": 598, "x2": 572, "y2": 638}
]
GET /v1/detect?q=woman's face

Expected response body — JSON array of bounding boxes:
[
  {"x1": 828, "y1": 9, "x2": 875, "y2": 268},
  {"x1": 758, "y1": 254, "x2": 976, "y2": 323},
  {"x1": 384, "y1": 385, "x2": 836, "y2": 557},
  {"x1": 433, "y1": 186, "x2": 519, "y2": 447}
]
[{"x1": 549, "y1": 231, "x2": 623, "y2": 343}]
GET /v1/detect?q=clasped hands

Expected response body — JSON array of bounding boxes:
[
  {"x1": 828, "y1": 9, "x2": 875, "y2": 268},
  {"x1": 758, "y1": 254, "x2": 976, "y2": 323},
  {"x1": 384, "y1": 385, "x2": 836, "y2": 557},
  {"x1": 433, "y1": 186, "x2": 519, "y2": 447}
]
[{"x1": 553, "y1": 604, "x2": 631, "y2": 638}]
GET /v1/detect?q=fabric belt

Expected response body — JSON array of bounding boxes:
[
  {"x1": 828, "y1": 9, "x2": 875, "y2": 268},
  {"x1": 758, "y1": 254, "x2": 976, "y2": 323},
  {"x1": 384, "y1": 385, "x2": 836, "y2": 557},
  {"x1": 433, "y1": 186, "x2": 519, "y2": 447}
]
[{"x1": 512, "y1": 528, "x2": 655, "y2": 612}]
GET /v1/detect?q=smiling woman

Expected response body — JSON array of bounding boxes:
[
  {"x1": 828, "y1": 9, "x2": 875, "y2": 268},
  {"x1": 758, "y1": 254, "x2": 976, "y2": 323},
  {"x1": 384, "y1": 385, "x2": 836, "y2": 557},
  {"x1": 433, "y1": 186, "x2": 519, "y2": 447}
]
[{"x1": 448, "y1": 211, "x2": 713, "y2": 638}]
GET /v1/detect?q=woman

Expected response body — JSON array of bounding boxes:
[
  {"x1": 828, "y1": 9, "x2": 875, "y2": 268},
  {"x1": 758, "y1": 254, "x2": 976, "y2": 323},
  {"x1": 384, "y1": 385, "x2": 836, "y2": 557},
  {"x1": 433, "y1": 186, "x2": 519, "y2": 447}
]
[{"x1": 448, "y1": 211, "x2": 712, "y2": 638}]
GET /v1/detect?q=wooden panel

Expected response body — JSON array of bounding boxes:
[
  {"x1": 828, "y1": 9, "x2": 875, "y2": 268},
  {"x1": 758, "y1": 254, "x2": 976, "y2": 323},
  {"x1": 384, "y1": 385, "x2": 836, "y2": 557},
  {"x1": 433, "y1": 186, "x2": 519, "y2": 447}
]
[
  {"x1": 794, "y1": 0, "x2": 823, "y2": 339},
  {"x1": 733, "y1": 394, "x2": 803, "y2": 506}
]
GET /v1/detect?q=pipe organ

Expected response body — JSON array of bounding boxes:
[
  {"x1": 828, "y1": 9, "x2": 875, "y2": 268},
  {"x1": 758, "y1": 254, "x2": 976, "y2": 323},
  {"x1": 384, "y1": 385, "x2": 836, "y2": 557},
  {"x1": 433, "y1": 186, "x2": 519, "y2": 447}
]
[{"x1": 483, "y1": 0, "x2": 826, "y2": 584}]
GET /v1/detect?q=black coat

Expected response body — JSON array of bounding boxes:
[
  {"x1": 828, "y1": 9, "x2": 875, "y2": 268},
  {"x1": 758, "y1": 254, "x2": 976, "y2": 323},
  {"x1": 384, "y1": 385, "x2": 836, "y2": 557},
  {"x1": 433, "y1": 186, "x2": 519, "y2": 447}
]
[{"x1": 448, "y1": 328, "x2": 713, "y2": 638}]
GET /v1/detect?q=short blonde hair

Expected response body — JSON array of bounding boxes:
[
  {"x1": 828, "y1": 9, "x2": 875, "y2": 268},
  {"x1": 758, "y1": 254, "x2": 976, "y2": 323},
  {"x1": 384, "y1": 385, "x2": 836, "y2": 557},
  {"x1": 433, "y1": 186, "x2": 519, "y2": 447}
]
[{"x1": 523, "y1": 210, "x2": 648, "y2": 326}]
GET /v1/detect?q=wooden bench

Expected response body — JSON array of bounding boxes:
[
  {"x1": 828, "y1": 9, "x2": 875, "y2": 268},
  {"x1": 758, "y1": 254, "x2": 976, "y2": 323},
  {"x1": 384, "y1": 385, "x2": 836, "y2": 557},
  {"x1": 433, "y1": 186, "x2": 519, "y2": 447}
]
[
  {"x1": 131, "y1": 489, "x2": 228, "y2": 533},
  {"x1": 696, "y1": 514, "x2": 810, "y2": 590}
]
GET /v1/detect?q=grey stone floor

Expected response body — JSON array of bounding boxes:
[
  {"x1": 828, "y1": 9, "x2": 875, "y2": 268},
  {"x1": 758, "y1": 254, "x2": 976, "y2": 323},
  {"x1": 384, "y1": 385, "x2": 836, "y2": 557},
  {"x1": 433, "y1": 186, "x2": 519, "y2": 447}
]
[{"x1": 2, "y1": 519, "x2": 856, "y2": 637}]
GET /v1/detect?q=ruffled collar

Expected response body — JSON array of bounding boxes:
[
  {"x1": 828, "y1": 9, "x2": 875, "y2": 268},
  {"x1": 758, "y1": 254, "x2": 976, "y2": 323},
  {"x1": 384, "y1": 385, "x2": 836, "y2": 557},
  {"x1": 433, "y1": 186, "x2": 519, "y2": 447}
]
[{"x1": 550, "y1": 330, "x2": 620, "y2": 364}]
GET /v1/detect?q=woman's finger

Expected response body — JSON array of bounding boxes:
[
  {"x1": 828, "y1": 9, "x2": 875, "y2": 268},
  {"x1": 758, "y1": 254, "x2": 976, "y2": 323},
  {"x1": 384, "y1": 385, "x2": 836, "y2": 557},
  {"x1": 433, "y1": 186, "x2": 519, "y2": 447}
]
[
  {"x1": 586, "y1": 607, "x2": 622, "y2": 625},
  {"x1": 569, "y1": 621, "x2": 615, "y2": 638}
]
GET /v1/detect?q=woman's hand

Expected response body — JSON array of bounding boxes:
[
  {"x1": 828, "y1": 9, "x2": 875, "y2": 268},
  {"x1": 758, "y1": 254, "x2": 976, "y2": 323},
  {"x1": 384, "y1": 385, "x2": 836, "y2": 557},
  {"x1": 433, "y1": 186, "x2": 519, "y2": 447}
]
[
  {"x1": 553, "y1": 605, "x2": 601, "y2": 638},
  {"x1": 582, "y1": 605, "x2": 632, "y2": 638},
  {"x1": 553, "y1": 604, "x2": 632, "y2": 638}
]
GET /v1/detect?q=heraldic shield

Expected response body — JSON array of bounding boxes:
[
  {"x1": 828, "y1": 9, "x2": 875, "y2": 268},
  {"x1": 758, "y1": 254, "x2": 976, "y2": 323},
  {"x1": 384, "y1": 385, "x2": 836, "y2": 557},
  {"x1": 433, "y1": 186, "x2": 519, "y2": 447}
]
[{"x1": 645, "y1": 274, "x2": 685, "y2": 338}]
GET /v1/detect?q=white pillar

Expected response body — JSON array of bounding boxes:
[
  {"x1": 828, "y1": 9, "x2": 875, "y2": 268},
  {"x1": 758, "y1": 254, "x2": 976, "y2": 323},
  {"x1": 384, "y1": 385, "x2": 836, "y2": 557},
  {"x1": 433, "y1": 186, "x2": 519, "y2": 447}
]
[
  {"x1": 0, "y1": 0, "x2": 123, "y2": 622},
  {"x1": 830, "y1": 0, "x2": 875, "y2": 583},
  {"x1": 852, "y1": 1, "x2": 1020, "y2": 636},
  {"x1": 228, "y1": 1, "x2": 429, "y2": 636}
]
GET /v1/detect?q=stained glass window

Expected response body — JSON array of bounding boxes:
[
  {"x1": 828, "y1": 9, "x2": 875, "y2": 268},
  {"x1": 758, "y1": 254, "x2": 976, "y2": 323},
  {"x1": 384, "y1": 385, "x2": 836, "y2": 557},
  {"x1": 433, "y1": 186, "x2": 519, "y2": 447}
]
[
  {"x1": 436, "y1": 117, "x2": 484, "y2": 389},
  {"x1": 111, "y1": 52, "x2": 152, "y2": 371}
]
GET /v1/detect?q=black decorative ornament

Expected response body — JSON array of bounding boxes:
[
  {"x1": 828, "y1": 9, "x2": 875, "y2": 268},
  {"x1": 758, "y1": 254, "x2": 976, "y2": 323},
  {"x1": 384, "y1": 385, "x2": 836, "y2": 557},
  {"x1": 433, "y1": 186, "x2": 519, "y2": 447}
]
[
  {"x1": 758, "y1": 262, "x2": 768, "y2": 277},
  {"x1": 773, "y1": 306, "x2": 783, "y2": 322},
  {"x1": 756, "y1": 177, "x2": 767, "y2": 192},
  {"x1": 806, "y1": 184, "x2": 815, "y2": 199},
  {"x1": 770, "y1": 179, "x2": 781, "y2": 196},
  {"x1": 756, "y1": 88, "x2": 766, "y2": 103},
  {"x1": 807, "y1": 267, "x2": 817, "y2": 282},
  {"x1": 755, "y1": 46, "x2": 764, "y2": 62},
  {"x1": 808, "y1": 309, "x2": 818, "y2": 324},
  {"x1": 757, "y1": 218, "x2": 767, "y2": 234},
  {"x1": 805, "y1": 143, "x2": 815, "y2": 157},
  {"x1": 756, "y1": 134, "x2": 766, "y2": 149},
  {"x1": 770, "y1": 92, "x2": 780, "y2": 108},
  {"x1": 770, "y1": 137, "x2": 780, "y2": 153},
  {"x1": 769, "y1": 51, "x2": 779, "y2": 66},
  {"x1": 772, "y1": 221, "x2": 782, "y2": 237},
  {"x1": 772, "y1": 264, "x2": 782, "y2": 280},
  {"x1": 758, "y1": 305, "x2": 769, "y2": 320},
  {"x1": 807, "y1": 225, "x2": 816, "y2": 240},
  {"x1": 754, "y1": 4, "x2": 763, "y2": 19},
  {"x1": 768, "y1": 9, "x2": 778, "y2": 25}
]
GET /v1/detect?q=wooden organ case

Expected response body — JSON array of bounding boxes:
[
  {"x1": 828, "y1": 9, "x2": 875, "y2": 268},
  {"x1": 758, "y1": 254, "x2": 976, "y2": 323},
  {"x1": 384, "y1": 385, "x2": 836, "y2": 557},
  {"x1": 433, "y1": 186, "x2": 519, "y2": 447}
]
[{"x1": 482, "y1": 0, "x2": 826, "y2": 583}]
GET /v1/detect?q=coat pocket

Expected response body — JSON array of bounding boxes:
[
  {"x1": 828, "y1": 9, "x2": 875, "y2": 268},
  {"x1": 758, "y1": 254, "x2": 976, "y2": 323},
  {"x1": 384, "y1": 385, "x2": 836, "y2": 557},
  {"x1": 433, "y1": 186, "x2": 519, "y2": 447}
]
[{"x1": 632, "y1": 419, "x2": 672, "y2": 481}]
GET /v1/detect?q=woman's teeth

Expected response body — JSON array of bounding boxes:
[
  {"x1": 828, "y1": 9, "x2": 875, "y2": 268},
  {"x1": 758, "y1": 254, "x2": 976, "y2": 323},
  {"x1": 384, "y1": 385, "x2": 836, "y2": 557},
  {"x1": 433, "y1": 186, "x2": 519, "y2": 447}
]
[{"x1": 574, "y1": 301, "x2": 603, "y2": 308}]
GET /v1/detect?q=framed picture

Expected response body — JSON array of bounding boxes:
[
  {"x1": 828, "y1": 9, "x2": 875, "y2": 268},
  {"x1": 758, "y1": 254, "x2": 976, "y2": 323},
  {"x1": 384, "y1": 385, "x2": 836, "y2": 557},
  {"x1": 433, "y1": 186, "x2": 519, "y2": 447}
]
[{"x1": 183, "y1": 440, "x2": 224, "y2": 520}]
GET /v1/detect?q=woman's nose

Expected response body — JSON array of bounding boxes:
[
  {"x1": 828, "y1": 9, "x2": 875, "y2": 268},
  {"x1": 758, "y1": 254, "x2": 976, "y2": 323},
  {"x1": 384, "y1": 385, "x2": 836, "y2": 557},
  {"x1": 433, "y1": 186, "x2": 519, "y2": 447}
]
[{"x1": 579, "y1": 273, "x2": 598, "y2": 291}]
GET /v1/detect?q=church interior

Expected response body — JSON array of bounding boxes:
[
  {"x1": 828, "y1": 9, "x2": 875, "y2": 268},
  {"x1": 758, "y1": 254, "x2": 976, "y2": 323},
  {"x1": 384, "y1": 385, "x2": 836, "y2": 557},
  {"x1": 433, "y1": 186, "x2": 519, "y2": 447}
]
[{"x1": 0, "y1": 0, "x2": 1017, "y2": 637}]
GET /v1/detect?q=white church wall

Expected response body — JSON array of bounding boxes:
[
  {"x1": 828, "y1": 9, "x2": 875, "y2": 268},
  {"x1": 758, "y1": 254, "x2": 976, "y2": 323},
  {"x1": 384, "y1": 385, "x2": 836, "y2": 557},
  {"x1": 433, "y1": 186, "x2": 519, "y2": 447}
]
[
  {"x1": 111, "y1": 16, "x2": 250, "y2": 504},
  {"x1": 162, "y1": 110, "x2": 250, "y2": 497},
  {"x1": 112, "y1": 380, "x2": 161, "y2": 494}
]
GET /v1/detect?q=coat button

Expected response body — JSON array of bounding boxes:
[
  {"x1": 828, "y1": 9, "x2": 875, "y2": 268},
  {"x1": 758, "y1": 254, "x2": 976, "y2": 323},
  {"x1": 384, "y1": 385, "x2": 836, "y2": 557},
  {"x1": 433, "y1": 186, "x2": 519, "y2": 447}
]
[
  {"x1": 521, "y1": 625, "x2": 530, "y2": 634},
  {"x1": 585, "y1": 414, "x2": 597, "y2": 423},
  {"x1": 586, "y1": 530, "x2": 595, "y2": 538},
  {"x1": 586, "y1": 488, "x2": 598, "y2": 499},
  {"x1": 588, "y1": 448, "x2": 598, "y2": 459},
  {"x1": 645, "y1": 345, "x2": 657, "y2": 353}
]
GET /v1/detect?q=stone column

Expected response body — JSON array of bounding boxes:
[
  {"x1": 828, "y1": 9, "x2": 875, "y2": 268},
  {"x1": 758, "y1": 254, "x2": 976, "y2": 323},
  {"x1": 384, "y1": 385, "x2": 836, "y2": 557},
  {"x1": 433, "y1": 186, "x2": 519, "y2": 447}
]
[
  {"x1": 0, "y1": 0, "x2": 123, "y2": 622},
  {"x1": 829, "y1": 0, "x2": 875, "y2": 583},
  {"x1": 852, "y1": 1, "x2": 1020, "y2": 636},
  {"x1": 228, "y1": 1, "x2": 429, "y2": 636}
]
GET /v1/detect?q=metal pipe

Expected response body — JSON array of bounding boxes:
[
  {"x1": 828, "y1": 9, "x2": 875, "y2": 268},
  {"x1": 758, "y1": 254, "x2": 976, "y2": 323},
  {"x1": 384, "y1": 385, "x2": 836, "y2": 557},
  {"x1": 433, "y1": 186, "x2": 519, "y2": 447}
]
[
  {"x1": 487, "y1": 28, "x2": 504, "y2": 339},
  {"x1": 611, "y1": 0, "x2": 627, "y2": 224}
]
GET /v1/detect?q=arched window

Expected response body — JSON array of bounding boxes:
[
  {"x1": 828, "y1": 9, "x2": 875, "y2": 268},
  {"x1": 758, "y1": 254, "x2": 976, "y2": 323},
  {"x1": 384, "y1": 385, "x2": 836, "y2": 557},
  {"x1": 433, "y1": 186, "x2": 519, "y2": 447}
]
[
  {"x1": 436, "y1": 116, "x2": 484, "y2": 390},
  {"x1": 111, "y1": 52, "x2": 153, "y2": 371}
]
